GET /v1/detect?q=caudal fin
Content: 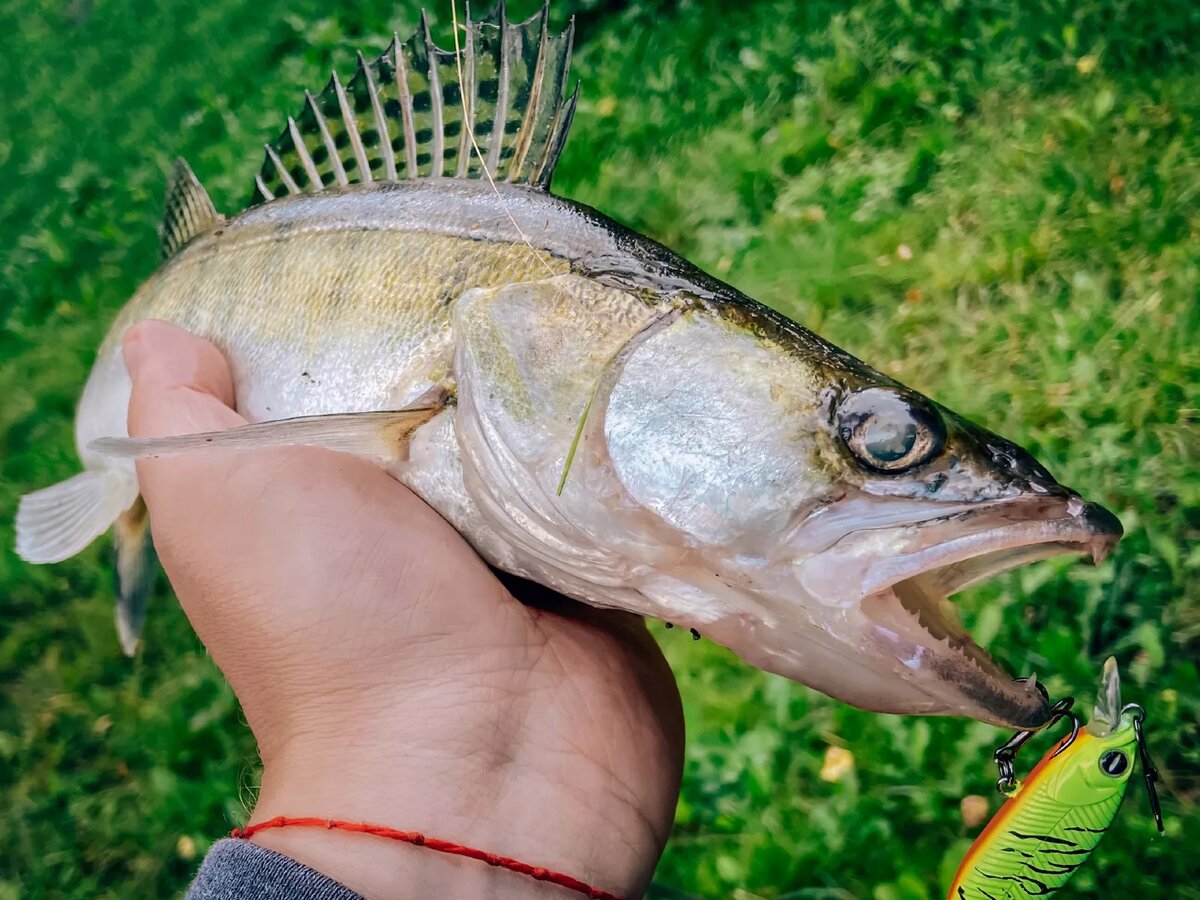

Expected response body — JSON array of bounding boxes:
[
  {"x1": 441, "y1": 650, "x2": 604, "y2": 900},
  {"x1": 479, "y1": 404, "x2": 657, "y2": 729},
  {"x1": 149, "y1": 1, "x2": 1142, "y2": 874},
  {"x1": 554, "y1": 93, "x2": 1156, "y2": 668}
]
[
  {"x1": 113, "y1": 497, "x2": 157, "y2": 657},
  {"x1": 15, "y1": 469, "x2": 139, "y2": 563}
]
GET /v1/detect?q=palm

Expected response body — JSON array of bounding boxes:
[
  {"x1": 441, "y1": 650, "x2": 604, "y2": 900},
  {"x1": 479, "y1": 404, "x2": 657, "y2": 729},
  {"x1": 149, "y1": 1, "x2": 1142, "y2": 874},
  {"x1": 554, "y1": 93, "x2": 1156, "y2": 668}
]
[{"x1": 129, "y1": 321, "x2": 683, "y2": 895}]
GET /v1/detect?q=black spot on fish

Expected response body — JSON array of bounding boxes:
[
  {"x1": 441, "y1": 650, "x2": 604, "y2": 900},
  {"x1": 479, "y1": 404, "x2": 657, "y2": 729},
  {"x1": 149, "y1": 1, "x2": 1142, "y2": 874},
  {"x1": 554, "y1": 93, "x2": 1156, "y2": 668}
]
[
  {"x1": 664, "y1": 622, "x2": 673, "y2": 629},
  {"x1": 1001, "y1": 847, "x2": 1034, "y2": 859},
  {"x1": 690, "y1": 628, "x2": 701, "y2": 640},
  {"x1": 1064, "y1": 826, "x2": 1106, "y2": 834}
]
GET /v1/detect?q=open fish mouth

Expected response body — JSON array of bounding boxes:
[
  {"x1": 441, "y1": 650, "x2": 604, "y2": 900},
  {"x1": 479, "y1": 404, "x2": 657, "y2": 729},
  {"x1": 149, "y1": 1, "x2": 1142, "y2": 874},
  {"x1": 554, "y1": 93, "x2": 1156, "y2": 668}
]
[{"x1": 834, "y1": 498, "x2": 1123, "y2": 728}]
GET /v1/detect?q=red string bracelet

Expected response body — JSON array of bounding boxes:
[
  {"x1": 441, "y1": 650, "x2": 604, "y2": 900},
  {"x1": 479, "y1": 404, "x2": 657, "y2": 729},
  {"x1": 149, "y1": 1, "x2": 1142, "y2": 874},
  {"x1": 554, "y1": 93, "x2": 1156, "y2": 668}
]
[{"x1": 231, "y1": 816, "x2": 626, "y2": 900}]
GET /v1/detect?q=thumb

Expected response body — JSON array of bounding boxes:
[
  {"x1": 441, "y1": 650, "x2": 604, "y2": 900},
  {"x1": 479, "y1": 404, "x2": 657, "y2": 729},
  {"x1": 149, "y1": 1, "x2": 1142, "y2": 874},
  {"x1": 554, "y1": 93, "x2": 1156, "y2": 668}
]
[
  {"x1": 124, "y1": 319, "x2": 241, "y2": 437},
  {"x1": 124, "y1": 320, "x2": 247, "y2": 514}
]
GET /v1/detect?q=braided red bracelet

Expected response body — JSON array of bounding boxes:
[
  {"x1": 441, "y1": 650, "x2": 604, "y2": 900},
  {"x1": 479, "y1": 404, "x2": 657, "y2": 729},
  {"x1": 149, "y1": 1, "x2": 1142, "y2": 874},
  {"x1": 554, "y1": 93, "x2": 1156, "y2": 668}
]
[{"x1": 231, "y1": 816, "x2": 626, "y2": 900}]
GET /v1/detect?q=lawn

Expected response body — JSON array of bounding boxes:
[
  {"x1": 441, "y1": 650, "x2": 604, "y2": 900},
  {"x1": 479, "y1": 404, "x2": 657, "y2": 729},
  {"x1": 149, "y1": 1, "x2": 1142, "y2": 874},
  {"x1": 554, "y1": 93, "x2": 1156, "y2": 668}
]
[{"x1": 1, "y1": 0, "x2": 1197, "y2": 897}]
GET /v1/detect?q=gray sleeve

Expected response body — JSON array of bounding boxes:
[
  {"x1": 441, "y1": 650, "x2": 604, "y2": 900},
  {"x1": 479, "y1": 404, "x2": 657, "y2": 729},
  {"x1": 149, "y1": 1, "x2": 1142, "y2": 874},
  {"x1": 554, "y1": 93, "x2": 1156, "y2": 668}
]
[{"x1": 186, "y1": 838, "x2": 364, "y2": 900}]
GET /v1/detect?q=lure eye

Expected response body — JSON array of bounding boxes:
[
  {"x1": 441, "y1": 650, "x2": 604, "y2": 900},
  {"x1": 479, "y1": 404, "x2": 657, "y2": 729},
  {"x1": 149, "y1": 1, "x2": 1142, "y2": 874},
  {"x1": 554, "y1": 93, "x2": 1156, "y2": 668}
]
[
  {"x1": 1099, "y1": 750, "x2": 1129, "y2": 777},
  {"x1": 837, "y1": 388, "x2": 946, "y2": 474}
]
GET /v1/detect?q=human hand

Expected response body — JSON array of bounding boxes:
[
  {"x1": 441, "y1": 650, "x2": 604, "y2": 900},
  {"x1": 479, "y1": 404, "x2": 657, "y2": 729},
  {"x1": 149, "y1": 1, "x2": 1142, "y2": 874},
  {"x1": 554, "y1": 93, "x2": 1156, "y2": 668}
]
[{"x1": 124, "y1": 320, "x2": 685, "y2": 899}]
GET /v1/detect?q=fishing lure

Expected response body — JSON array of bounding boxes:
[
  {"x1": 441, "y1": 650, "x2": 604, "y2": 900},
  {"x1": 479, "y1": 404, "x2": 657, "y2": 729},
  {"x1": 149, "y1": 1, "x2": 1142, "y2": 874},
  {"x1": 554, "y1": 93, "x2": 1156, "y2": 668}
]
[{"x1": 947, "y1": 659, "x2": 1163, "y2": 899}]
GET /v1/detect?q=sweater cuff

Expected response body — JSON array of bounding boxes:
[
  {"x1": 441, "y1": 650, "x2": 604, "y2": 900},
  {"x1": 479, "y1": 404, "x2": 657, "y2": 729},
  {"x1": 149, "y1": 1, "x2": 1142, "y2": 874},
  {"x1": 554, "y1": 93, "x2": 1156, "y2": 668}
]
[{"x1": 186, "y1": 838, "x2": 364, "y2": 900}]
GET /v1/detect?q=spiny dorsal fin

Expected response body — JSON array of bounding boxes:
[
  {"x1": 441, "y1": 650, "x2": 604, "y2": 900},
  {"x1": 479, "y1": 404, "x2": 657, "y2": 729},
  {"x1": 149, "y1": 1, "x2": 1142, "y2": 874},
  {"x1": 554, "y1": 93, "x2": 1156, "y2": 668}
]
[
  {"x1": 249, "y1": 2, "x2": 578, "y2": 206},
  {"x1": 160, "y1": 158, "x2": 223, "y2": 259}
]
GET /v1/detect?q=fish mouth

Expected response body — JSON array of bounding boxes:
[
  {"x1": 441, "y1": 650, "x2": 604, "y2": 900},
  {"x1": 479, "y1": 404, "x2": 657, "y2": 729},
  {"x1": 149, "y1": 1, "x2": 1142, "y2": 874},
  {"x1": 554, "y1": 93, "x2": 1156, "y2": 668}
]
[{"x1": 836, "y1": 498, "x2": 1122, "y2": 728}]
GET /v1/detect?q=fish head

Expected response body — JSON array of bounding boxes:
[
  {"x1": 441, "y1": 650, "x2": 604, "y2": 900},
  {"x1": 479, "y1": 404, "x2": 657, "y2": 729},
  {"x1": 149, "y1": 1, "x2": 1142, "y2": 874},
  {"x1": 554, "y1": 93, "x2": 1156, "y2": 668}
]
[
  {"x1": 784, "y1": 359, "x2": 1122, "y2": 728},
  {"x1": 448, "y1": 276, "x2": 1121, "y2": 729},
  {"x1": 596, "y1": 300, "x2": 1121, "y2": 728}
]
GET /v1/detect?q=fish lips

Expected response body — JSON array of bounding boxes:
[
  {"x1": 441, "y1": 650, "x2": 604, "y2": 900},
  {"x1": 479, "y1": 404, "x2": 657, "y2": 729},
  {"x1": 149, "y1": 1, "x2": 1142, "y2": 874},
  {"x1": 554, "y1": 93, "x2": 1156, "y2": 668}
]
[{"x1": 797, "y1": 495, "x2": 1122, "y2": 729}]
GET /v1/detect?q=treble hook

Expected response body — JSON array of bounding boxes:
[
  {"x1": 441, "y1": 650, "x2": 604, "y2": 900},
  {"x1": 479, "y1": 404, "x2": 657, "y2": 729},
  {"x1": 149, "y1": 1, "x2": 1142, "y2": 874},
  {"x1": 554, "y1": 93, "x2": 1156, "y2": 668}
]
[
  {"x1": 1123, "y1": 703, "x2": 1165, "y2": 834},
  {"x1": 992, "y1": 696, "x2": 1077, "y2": 794}
]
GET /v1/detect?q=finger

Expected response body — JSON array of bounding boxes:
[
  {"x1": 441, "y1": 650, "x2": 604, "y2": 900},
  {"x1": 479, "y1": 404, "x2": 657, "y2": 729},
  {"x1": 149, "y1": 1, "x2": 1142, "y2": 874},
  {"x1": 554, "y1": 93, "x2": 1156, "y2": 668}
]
[
  {"x1": 124, "y1": 318, "x2": 248, "y2": 515},
  {"x1": 125, "y1": 319, "x2": 241, "y2": 435}
]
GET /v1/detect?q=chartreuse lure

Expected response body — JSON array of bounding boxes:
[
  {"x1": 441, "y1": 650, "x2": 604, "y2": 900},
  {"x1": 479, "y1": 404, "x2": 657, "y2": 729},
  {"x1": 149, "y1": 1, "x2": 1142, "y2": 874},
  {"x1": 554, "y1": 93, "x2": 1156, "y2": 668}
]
[{"x1": 948, "y1": 659, "x2": 1163, "y2": 899}]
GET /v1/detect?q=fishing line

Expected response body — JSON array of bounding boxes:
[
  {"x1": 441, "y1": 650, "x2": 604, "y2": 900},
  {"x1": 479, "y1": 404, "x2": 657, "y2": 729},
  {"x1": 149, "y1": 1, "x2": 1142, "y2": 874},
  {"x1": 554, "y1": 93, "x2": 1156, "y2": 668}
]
[{"x1": 448, "y1": 0, "x2": 562, "y2": 280}]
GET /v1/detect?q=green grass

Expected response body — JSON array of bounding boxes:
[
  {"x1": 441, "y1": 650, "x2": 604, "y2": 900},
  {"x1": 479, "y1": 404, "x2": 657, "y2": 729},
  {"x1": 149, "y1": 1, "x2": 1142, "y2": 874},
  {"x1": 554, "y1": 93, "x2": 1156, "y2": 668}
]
[{"x1": 2, "y1": 0, "x2": 1197, "y2": 897}]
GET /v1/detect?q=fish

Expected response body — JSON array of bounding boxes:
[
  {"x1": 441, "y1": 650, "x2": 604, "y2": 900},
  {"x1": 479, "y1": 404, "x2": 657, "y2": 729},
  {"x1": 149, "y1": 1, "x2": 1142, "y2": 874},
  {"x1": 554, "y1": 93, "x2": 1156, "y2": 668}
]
[
  {"x1": 947, "y1": 658, "x2": 1163, "y2": 898},
  {"x1": 13, "y1": 3, "x2": 1122, "y2": 729}
]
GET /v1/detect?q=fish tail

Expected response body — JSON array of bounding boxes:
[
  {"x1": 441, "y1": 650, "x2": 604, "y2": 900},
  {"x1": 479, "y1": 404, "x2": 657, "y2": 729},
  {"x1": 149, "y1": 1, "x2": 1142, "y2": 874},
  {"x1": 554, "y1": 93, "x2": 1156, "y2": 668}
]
[{"x1": 112, "y1": 496, "x2": 157, "y2": 657}]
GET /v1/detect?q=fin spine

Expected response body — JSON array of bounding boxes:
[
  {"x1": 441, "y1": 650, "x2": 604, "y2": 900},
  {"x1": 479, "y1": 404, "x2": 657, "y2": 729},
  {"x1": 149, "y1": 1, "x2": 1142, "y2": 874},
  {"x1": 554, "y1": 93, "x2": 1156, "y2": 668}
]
[
  {"x1": 535, "y1": 58, "x2": 577, "y2": 187},
  {"x1": 422, "y1": 11, "x2": 445, "y2": 177},
  {"x1": 332, "y1": 70, "x2": 372, "y2": 183},
  {"x1": 507, "y1": 5, "x2": 550, "y2": 182},
  {"x1": 264, "y1": 143, "x2": 301, "y2": 194},
  {"x1": 357, "y1": 51, "x2": 397, "y2": 181},
  {"x1": 392, "y1": 37, "x2": 419, "y2": 176},
  {"x1": 308, "y1": 89, "x2": 349, "y2": 186},
  {"x1": 455, "y1": 4, "x2": 476, "y2": 178},
  {"x1": 486, "y1": 1, "x2": 511, "y2": 173},
  {"x1": 288, "y1": 116, "x2": 324, "y2": 189},
  {"x1": 247, "y1": 2, "x2": 578, "y2": 204}
]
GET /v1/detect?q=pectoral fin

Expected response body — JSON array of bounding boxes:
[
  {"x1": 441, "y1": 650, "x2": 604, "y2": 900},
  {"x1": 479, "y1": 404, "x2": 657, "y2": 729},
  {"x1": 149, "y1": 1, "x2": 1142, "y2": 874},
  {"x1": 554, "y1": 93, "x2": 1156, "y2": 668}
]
[
  {"x1": 89, "y1": 397, "x2": 447, "y2": 463},
  {"x1": 15, "y1": 468, "x2": 140, "y2": 564}
]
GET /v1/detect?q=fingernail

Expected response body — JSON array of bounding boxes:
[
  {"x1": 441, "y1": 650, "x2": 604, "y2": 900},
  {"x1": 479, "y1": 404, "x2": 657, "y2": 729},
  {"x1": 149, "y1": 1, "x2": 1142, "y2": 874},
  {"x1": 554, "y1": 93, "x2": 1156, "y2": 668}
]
[{"x1": 122, "y1": 327, "x2": 146, "y2": 378}]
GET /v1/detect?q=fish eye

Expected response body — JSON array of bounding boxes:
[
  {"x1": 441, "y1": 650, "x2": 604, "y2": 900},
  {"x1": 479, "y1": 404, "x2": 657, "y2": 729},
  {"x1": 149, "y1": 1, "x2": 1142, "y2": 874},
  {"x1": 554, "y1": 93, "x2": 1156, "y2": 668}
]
[
  {"x1": 1099, "y1": 750, "x2": 1129, "y2": 777},
  {"x1": 837, "y1": 388, "x2": 946, "y2": 474}
]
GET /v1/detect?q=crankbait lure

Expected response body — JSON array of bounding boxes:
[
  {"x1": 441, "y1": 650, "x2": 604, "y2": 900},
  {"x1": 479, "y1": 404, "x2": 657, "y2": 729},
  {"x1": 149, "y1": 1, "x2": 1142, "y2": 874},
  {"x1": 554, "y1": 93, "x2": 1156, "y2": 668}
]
[{"x1": 947, "y1": 658, "x2": 1163, "y2": 899}]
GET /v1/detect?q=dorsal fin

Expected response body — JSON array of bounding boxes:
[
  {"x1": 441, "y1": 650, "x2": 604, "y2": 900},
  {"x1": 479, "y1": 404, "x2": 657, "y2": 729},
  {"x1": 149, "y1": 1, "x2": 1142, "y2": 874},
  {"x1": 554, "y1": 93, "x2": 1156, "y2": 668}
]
[
  {"x1": 249, "y1": 2, "x2": 578, "y2": 207},
  {"x1": 160, "y1": 158, "x2": 223, "y2": 259}
]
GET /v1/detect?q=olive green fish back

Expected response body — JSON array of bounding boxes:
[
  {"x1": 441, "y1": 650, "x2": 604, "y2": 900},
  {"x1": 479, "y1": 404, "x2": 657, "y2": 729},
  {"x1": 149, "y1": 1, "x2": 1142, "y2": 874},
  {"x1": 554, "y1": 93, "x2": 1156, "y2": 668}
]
[{"x1": 249, "y1": 2, "x2": 577, "y2": 206}]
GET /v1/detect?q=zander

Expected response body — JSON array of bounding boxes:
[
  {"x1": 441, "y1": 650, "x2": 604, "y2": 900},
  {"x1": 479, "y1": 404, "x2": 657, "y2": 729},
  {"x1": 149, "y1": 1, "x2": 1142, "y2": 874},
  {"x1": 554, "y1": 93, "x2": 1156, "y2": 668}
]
[{"x1": 15, "y1": 4, "x2": 1122, "y2": 728}]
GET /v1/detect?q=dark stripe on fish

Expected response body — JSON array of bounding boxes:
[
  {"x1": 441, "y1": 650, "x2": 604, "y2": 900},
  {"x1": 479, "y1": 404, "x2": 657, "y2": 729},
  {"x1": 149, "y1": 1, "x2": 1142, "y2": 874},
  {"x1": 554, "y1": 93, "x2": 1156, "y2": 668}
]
[
  {"x1": 1001, "y1": 847, "x2": 1034, "y2": 858},
  {"x1": 980, "y1": 869, "x2": 1053, "y2": 895},
  {"x1": 1009, "y1": 831, "x2": 1078, "y2": 847},
  {"x1": 1029, "y1": 861, "x2": 1082, "y2": 875}
]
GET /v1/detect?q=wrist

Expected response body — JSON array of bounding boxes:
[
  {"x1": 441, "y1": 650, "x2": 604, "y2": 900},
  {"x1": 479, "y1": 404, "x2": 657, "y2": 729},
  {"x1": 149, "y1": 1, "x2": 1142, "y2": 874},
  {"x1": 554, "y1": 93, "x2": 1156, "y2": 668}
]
[{"x1": 244, "y1": 664, "x2": 667, "y2": 899}]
